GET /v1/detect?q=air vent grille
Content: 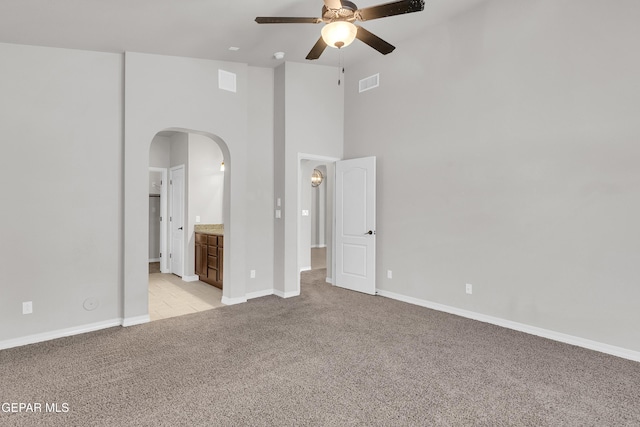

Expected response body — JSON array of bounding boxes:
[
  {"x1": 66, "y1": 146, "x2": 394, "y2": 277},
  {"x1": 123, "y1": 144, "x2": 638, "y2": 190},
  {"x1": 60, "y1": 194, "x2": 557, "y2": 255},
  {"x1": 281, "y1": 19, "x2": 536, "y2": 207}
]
[
  {"x1": 359, "y1": 73, "x2": 379, "y2": 93},
  {"x1": 219, "y1": 69, "x2": 237, "y2": 93}
]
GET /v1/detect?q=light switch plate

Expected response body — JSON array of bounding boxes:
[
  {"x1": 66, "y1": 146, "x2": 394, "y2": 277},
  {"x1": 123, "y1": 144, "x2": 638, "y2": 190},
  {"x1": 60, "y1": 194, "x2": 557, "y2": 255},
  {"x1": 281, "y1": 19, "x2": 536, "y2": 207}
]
[
  {"x1": 275, "y1": 210, "x2": 281, "y2": 219},
  {"x1": 23, "y1": 301, "x2": 33, "y2": 315}
]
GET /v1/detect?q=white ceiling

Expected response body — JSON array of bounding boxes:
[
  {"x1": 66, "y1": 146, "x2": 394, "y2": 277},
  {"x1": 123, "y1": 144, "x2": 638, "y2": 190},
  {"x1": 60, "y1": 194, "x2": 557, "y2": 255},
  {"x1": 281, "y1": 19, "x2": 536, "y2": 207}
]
[{"x1": 0, "y1": 0, "x2": 485, "y2": 68}]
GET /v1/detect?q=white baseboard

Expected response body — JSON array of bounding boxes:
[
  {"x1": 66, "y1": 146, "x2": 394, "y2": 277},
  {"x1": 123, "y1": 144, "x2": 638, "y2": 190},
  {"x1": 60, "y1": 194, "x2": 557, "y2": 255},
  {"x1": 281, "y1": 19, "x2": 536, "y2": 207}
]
[
  {"x1": 376, "y1": 289, "x2": 640, "y2": 363},
  {"x1": 148, "y1": 258, "x2": 160, "y2": 262},
  {"x1": 246, "y1": 289, "x2": 274, "y2": 300},
  {"x1": 300, "y1": 266, "x2": 312, "y2": 272},
  {"x1": 274, "y1": 289, "x2": 300, "y2": 298},
  {"x1": 160, "y1": 268, "x2": 170, "y2": 274},
  {"x1": 182, "y1": 275, "x2": 199, "y2": 282},
  {"x1": 311, "y1": 244, "x2": 327, "y2": 248},
  {"x1": 221, "y1": 296, "x2": 247, "y2": 305},
  {"x1": 326, "y1": 277, "x2": 333, "y2": 284},
  {"x1": 122, "y1": 315, "x2": 150, "y2": 327},
  {"x1": 0, "y1": 318, "x2": 122, "y2": 351}
]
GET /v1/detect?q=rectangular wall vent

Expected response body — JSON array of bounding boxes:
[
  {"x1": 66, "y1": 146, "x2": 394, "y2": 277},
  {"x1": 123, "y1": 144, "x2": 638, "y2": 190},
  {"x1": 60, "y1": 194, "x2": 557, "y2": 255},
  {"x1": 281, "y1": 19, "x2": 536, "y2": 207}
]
[
  {"x1": 359, "y1": 73, "x2": 379, "y2": 93},
  {"x1": 218, "y1": 69, "x2": 237, "y2": 93}
]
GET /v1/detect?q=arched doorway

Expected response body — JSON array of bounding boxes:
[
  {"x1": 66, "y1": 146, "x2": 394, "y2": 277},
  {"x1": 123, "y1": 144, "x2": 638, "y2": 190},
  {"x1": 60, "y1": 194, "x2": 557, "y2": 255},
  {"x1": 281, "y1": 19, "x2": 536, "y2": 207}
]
[{"x1": 146, "y1": 129, "x2": 230, "y2": 321}]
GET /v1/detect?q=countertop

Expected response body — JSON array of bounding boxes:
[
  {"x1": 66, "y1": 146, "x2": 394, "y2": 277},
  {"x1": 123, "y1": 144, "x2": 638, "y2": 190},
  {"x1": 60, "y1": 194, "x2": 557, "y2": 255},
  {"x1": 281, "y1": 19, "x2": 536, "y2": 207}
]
[{"x1": 194, "y1": 224, "x2": 224, "y2": 236}]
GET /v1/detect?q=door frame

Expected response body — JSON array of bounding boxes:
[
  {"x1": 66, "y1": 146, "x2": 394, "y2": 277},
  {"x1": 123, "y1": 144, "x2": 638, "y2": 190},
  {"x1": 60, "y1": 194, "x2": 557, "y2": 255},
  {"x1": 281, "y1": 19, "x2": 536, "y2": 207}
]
[
  {"x1": 169, "y1": 164, "x2": 185, "y2": 277},
  {"x1": 297, "y1": 153, "x2": 340, "y2": 294},
  {"x1": 149, "y1": 167, "x2": 168, "y2": 273}
]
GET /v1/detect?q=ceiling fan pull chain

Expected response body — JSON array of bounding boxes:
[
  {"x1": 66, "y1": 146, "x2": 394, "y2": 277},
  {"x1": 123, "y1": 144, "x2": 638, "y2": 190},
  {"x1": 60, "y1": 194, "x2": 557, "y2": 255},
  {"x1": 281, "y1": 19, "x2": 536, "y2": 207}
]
[{"x1": 338, "y1": 49, "x2": 343, "y2": 86}]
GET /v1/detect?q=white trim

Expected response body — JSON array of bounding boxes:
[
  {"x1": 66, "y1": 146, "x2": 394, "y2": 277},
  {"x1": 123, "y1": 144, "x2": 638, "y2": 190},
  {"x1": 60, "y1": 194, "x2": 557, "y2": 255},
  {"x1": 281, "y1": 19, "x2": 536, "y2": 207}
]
[
  {"x1": 182, "y1": 275, "x2": 199, "y2": 282},
  {"x1": 148, "y1": 258, "x2": 160, "y2": 262},
  {"x1": 221, "y1": 296, "x2": 247, "y2": 305},
  {"x1": 326, "y1": 277, "x2": 333, "y2": 284},
  {"x1": 376, "y1": 289, "x2": 640, "y2": 363},
  {"x1": 169, "y1": 165, "x2": 185, "y2": 277},
  {"x1": 300, "y1": 266, "x2": 312, "y2": 272},
  {"x1": 274, "y1": 289, "x2": 300, "y2": 299},
  {"x1": 122, "y1": 315, "x2": 150, "y2": 327},
  {"x1": 0, "y1": 318, "x2": 121, "y2": 350},
  {"x1": 311, "y1": 244, "x2": 327, "y2": 248},
  {"x1": 246, "y1": 289, "x2": 274, "y2": 300},
  {"x1": 149, "y1": 167, "x2": 168, "y2": 274}
]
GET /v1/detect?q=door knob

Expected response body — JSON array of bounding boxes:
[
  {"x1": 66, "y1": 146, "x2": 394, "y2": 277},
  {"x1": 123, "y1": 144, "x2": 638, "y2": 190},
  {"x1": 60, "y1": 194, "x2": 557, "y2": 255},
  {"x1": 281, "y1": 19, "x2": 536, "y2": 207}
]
[
  {"x1": 178, "y1": 227, "x2": 183, "y2": 230},
  {"x1": 365, "y1": 230, "x2": 375, "y2": 235}
]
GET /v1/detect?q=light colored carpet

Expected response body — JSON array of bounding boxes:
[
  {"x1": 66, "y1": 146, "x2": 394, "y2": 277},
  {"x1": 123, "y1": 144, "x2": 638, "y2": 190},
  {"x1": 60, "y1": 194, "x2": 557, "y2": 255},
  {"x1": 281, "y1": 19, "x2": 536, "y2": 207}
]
[{"x1": 1, "y1": 268, "x2": 639, "y2": 426}]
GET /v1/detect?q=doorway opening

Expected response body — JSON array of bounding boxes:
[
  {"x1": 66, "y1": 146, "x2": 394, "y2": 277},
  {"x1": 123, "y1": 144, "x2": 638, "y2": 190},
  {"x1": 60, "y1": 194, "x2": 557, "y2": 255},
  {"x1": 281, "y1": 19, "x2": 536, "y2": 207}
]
[
  {"x1": 310, "y1": 165, "x2": 328, "y2": 271},
  {"x1": 297, "y1": 154, "x2": 339, "y2": 294},
  {"x1": 147, "y1": 130, "x2": 227, "y2": 321}
]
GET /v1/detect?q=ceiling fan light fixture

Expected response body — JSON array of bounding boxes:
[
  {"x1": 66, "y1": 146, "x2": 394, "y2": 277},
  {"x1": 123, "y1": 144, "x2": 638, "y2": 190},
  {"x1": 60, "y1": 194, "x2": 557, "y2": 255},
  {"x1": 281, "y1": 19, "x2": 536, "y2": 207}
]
[{"x1": 321, "y1": 21, "x2": 357, "y2": 49}]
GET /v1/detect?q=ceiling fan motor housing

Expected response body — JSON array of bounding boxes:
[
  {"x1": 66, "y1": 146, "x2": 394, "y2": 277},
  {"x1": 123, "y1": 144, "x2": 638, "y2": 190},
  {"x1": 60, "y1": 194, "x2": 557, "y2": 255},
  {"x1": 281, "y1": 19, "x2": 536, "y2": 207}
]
[{"x1": 322, "y1": 1, "x2": 358, "y2": 22}]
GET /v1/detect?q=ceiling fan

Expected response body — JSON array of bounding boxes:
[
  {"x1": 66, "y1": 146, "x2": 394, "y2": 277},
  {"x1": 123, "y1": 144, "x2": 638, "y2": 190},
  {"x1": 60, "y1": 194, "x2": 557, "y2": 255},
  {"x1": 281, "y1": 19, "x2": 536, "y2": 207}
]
[{"x1": 255, "y1": 0, "x2": 425, "y2": 60}]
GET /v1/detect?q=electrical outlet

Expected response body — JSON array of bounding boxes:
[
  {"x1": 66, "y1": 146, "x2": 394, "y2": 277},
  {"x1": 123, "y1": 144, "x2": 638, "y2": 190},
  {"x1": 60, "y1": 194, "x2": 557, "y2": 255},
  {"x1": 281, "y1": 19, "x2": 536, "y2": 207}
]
[
  {"x1": 250, "y1": 270, "x2": 256, "y2": 279},
  {"x1": 22, "y1": 301, "x2": 33, "y2": 315},
  {"x1": 195, "y1": 215, "x2": 201, "y2": 223},
  {"x1": 275, "y1": 210, "x2": 281, "y2": 219},
  {"x1": 387, "y1": 270, "x2": 393, "y2": 279},
  {"x1": 466, "y1": 283, "x2": 473, "y2": 294}
]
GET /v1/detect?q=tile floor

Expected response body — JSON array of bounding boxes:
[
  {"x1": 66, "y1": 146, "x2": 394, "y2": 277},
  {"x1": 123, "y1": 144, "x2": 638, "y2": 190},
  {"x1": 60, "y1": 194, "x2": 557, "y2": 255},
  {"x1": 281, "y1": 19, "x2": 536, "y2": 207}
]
[
  {"x1": 311, "y1": 247, "x2": 327, "y2": 270},
  {"x1": 148, "y1": 272, "x2": 224, "y2": 321},
  {"x1": 148, "y1": 247, "x2": 325, "y2": 322}
]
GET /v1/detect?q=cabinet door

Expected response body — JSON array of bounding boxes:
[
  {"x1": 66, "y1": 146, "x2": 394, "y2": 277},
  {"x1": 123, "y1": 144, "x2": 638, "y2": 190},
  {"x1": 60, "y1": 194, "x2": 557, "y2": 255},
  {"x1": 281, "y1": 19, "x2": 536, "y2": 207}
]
[
  {"x1": 195, "y1": 243, "x2": 208, "y2": 276},
  {"x1": 218, "y1": 247, "x2": 223, "y2": 282}
]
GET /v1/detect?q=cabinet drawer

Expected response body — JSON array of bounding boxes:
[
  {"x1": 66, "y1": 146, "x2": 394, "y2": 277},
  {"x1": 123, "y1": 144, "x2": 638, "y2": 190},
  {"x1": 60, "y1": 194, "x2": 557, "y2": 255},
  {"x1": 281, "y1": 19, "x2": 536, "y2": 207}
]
[
  {"x1": 207, "y1": 235, "x2": 218, "y2": 246},
  {"x1": 196, "y1": 233, "x2": 207, "y2": 244},
  {"x1": 207, "y1": 267, "x2": 218, "y2": 280},
  {"x1": 207, "y1": 255, "x2": 217, "y2": 268}
]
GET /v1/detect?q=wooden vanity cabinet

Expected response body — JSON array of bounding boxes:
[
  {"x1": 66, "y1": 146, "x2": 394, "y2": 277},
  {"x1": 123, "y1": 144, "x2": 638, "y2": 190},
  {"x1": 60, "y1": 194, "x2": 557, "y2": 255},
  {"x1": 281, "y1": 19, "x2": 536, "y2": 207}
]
[{"x1": 195, "y1": 232, "x2": 223, "y2": 289}]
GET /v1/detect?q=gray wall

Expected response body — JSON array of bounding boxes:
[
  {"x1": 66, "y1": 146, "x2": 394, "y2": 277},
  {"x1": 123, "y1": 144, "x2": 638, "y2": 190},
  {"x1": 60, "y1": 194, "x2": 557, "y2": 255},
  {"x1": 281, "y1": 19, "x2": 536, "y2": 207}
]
[
  {"x1": 246, "y1": 67, "x2": 275, "y2": 295},
  {"x1": 0, "y1": 44, "x2": 275, "y2": 345},
  {"x1": 0, "y1": 43, "x2": 123, "y2": 342},
  {"x1": 273, "y1": 62, "x2": 344, "y2": 296},
  {"x1": 344, "y1": 0, "x2": 640, "y2": 352},
  {"x1": 149, "y1": 135, "x2": 170, "y2": 169},
  {"x1": 124, "y1": 52, "x2": 250, "y2": 314}
]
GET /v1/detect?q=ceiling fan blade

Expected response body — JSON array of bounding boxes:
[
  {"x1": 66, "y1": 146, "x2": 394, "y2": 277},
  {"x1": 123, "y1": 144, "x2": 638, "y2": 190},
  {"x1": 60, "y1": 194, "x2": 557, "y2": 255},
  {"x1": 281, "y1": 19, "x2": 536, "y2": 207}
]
[
  {"x1": 355, "y1": 26, "x2": 396, "y2": 55},
  {"x1": 356, "y1": 0, "x2": 425, "y2": 21},
  {"x1": 324, "y1": 0, "x2": 343, "y2": 9},
  {"x1": 306, "y1": 37, "x2": 328, "y2": 60},
  {"x1": 255, "y1": 17, "x2": 323, "y2": 24}
]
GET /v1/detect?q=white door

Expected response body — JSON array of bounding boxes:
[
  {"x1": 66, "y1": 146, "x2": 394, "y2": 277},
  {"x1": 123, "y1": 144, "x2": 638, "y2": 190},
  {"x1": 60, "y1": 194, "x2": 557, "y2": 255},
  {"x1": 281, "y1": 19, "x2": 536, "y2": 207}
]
[
  {"x1": 169, "y1": 166, "x2": 185, "y2": 277},
  {"x1": 335, "y1": 156, "x2": 376, "y2": 295}
]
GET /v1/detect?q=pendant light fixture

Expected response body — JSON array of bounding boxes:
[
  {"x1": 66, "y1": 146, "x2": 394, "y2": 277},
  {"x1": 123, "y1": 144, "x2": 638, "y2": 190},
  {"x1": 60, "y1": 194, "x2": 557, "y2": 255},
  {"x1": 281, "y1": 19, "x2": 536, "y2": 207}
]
[{"x1": 311, "y1": 169, "x2": 324, "y2": 187}]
